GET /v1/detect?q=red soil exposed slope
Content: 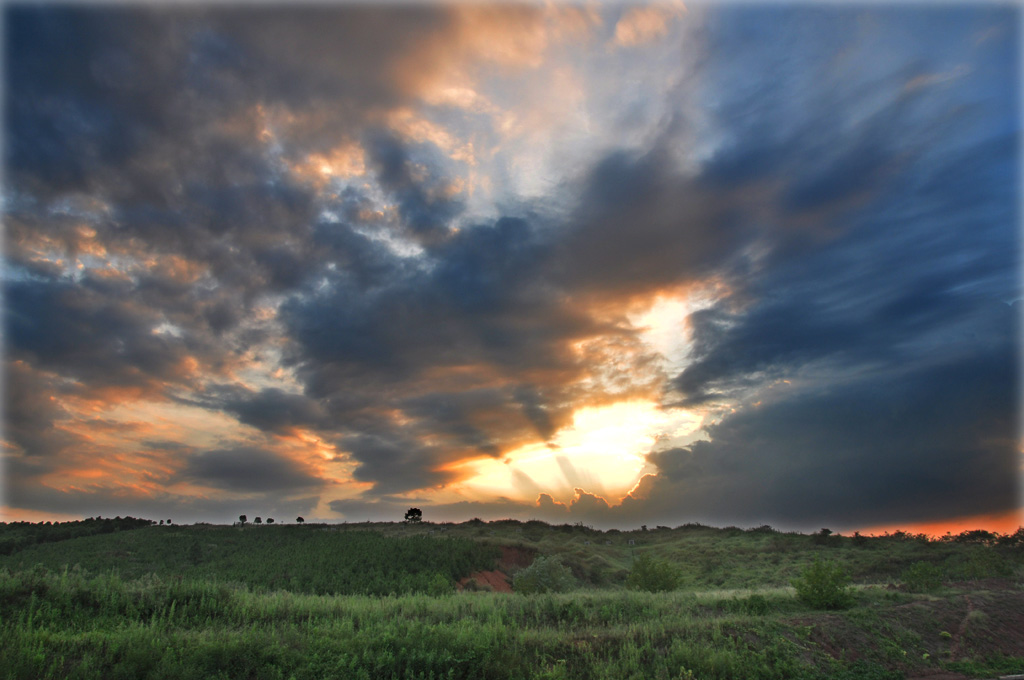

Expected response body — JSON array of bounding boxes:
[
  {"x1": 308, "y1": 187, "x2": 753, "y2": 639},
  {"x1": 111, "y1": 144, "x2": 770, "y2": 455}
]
[{"x1": 457, "y1": 545, "x2": 536, "y2": 593}]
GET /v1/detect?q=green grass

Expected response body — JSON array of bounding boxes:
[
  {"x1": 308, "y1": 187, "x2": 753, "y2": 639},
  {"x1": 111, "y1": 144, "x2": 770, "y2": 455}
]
[
  {"x1": 456, "y1": 521, "x2": 1023, "y2": 590},
  {"x1": 1, "y1": 519, "x2": 1022, "y2": 679},
  {"x1": 0, "y1": 525, "x2": 499, "y2": 596},
  {"x1": 0, "y1": 565, "x2": 898, "y2": 680}
]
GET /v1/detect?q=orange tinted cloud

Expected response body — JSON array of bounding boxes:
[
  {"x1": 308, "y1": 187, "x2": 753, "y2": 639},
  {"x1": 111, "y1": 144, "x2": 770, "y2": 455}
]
[
  {"x1": 394, "y1": 4, "x2": 600, "y2": 98},
  {"x1": 288, "y1": 141, "x2": 367, "y2": 188},
  {"x1": 612, "y1": 3, "x2": 687, "y2": 48}
]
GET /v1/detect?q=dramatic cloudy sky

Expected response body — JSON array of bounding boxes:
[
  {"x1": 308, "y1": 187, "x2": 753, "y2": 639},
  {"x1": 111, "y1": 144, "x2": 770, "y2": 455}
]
[{"x1": 2, "y1": 2, "x2": 1020, "y2": 532}]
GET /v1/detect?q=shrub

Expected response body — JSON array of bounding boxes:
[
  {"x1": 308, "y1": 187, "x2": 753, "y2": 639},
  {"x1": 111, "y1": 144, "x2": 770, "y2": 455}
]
[
  {"x1": 945, "y1": 550, "x2": 1011, "y2": 581},
  {"x1": 627, "y1": 554, "x2": 680, "y2": 593},
  {"x1": 425, "y1": 572, "x2": 451, "y2": 595},
  {"x1": 513, "y1": 556, "x2": 576, "y2": 594},
  {"x1": 792, "y1": 557, "x2": 853, "y2": 609},
  {"x1": 462, "y1": 577, "x2": 493, "y2": 592},
  {"x1": 741, "y1": 593, "x2": 771, "y2": 615},
  {"x1": 901, "y1": 562, "x2": 943, "y2": 593}
]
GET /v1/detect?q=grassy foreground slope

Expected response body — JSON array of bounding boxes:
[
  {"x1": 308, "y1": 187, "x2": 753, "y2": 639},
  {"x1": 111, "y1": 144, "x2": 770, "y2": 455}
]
[{"x1": 1, "y1": 519, "x2": 1023, "y2": 680}]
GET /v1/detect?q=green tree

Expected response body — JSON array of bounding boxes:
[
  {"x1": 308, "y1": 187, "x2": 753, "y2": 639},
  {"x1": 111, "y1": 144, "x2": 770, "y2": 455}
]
[
  {"x1": 239, "y1": 515, "x2": 247, "y2": 525},
  {"x1": 792, "y1": 557, "x2": 854, "y2": 609},
  {"x1": 404, "y1": 508, "x2": 423, "y2": 523},
  {"x1": 254, "y1": 517, "x2": 263, "y2": 525},
  {"x1": 296, "y1": 517, "x2": 304, "y2": 524},
  {"x1": 627, "y1": 554, "x2": 680, "y2": 592}
]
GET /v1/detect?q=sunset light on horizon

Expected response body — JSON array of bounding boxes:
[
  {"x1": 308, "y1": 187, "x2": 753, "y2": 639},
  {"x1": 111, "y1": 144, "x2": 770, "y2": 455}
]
[{"x1": 2, "y1": 1, "x2": 1020, "y2": 536}]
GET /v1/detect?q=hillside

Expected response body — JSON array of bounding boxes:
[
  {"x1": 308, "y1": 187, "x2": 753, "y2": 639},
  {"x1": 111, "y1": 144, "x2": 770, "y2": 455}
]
[
  {"x1": 0, "y1": 521, "x2": 499, "y2": 596},
  {"x1": 1, "y1": 518, "x2": 1023, "y2": 680},
  {"x1": 4, "y1": 519, "x2": 1020, "y2": 594}
]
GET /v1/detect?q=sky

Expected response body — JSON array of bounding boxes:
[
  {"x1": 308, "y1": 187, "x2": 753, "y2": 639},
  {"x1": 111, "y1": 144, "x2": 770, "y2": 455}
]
[{"x1": 2, "y1": 1, "x2": 1020, "y2": 533}]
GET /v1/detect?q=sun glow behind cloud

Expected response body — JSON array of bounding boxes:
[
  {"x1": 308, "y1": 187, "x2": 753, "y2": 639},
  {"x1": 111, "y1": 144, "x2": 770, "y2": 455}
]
[{"x1": 453, "y1": 399, "x2": 703, "y2": 505}]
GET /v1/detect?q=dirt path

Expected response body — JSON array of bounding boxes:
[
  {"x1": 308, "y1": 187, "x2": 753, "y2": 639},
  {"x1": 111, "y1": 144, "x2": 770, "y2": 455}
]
[
  {"x1": 459, "y1": 569, "x2": 513, "y2": 592},
  {"x1": 949, "y1": 594, "x2": 975, "y2": 661}
]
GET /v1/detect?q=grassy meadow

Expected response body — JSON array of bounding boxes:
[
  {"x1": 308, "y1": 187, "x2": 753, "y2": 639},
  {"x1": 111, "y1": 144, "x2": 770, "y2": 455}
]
[{"x1": 1, "y1": 518, "x2": 1023, "y2": 679}]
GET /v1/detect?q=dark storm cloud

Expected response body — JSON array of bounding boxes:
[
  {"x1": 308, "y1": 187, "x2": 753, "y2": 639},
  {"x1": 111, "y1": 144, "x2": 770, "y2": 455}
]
[
  {"x1": 5, "y1": 6, "x2": 184, "y2": 198},
  {"x1": 675, "y1": 128, "x2": 1018, "y2": 405},
  {"x1": 647, "y1": 333, "x2": 1018, "y2": 530},
  {"x1": 311, "y1": 216, "x2": 406, "y2": 290},
  {"x1": 3, "y1": 3, "x2": 451, "y2": 346},
  {"x1": 4, "y1": 5, "x2": 448, "y2": 196},
  {"x1": 400, "y1": 389, "x2": 506, "y2": 455},
  {"x1": 280, "y1": 211, "x2": 598, "y2": 390},
  {"x1": 651, "y1": 6, "x2": 1019, "y2": 530},
  {"x1": 365, "y1": 131, "x2": 464, "y2": 241},
  {"x1": 512, "y1": 385, "x2": 557, "y2": 442},
  {"x1": 218, "y1": 387, "x2": 331, "y2": 434},
  {"x1": 555, "y1": 147, "x2": 747, "y2": 298},
  {"x1": 199, "y1": 6, "x2": 448, "y2": 149},
  {"x1": 179, "y1": 446, "x2": 325, "y2": 493},
  {"x1": 3, "y1": 361, "x2": 79, "y2": 457},
  {"x1": 698, "y1": 5, "x2": 1017, "y2": 227},
  {"x1": 340, "y1": 434, "x2": 459, "y2": 495},
  {"x1": 5, "y1": 277, "x2": 193, "y2": 392}
]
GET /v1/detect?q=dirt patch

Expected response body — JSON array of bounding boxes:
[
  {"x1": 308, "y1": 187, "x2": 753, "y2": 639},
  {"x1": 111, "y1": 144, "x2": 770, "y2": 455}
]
[
  {"x1": 458, "y1": 570, "x2": 512, "y2": 592},
  {"x1": 954, "y1": 589, "x2": 1024, "y2": 659},
  {"x1": 458, "y1": 544, "x2": 537, "y2": 593},
  {"x1": 787, "y1": 585, "x2": 1024, "y2": 679},
  {"x1": 499, "y1": 545, "x2": 536, "y2": 570}
]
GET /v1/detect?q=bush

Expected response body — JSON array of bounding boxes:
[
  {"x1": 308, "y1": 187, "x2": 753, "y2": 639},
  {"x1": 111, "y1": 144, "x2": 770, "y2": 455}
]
[
  {"x1": 792, "y1": 557, "x2": 853, "y2": 609},
  {"x1": 513, "y1": 556, "x2": 576, "y2": 594},
  {"x1": 945, "y1": 550, "x2": 1012, "y2": 581},
  {"x1": 901, "y1": 562, "x2": 943, "y2": 593},
  {"x1": 426, "y1": 572, "x2": 452, "y2": 595},
  {"x1": 462, "y1": 577, "x2": 493, "y2": 592},
  {"x1": 740, "y1": 593, "x2": 771, "y2": 615},
  {"x1": 627, "y1": 554, "x2": 680, "y2": 593}
]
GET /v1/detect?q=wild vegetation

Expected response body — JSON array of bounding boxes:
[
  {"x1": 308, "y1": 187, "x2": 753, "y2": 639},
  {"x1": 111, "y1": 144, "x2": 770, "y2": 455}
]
[
  {"x1": 0, "y1": 523, "x2": 497, "y2": 597},
  {"x1": 1, "y1": 518, "x2": 1022, "y2": 679}
]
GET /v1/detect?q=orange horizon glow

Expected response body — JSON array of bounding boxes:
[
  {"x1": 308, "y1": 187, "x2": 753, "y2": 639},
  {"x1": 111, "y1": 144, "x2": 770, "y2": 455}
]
[
  {"x1": 0, "y1": 507, "x2": 83, "y2": 524},
  {"x1": 857, "y1": 509, "x2": 1023, "y2": 538}
]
